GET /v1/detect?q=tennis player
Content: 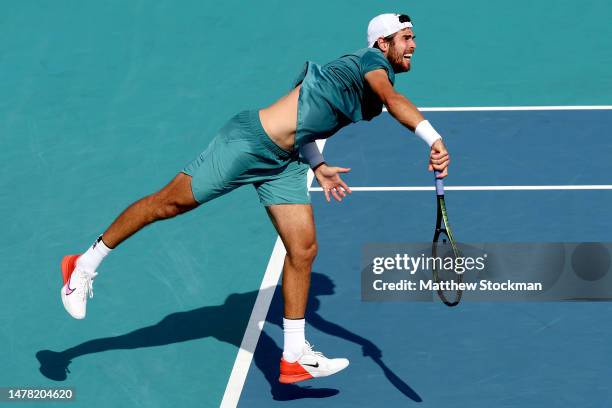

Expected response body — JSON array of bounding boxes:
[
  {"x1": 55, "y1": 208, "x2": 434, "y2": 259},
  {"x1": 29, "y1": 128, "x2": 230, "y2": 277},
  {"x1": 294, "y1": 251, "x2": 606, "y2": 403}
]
[{"x1": 60, "y1": 13, "x2": 450, "y2": 384}]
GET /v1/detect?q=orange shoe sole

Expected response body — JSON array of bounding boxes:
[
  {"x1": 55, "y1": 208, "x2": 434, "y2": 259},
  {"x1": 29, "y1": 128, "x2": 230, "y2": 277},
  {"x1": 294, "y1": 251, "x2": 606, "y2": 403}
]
[
  {"x1": 279, "y1": 359, "x2": 314, "y2": 384},
  {"x1": 279, "y1": 373, "x2": 314, "y2": 384}
]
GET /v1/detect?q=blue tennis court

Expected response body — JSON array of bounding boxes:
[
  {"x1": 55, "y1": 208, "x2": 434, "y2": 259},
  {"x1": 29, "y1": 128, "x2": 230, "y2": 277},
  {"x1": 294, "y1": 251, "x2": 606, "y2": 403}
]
[
  {"x1": 237, "y1": 109, "x2": 612, "y2": 407},
  {"x1": 1, "y1": 1, "x2": 611, "y2": 407}
]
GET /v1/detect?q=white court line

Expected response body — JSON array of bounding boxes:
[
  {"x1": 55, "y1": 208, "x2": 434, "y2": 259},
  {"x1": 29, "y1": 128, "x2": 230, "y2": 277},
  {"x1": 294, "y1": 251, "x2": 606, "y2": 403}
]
[
  {"x1": 219, "y1": 238, "x2": 285, "y2": 408},
  {"x1": 419, "y1": 105, "x2": 612, "y2": 111},
  {"x1": 383, "y1": 105, "x2": 612, "y2": 112},
  {"x1": 310, "y1": 185, "x2": 612, "y2": 192},
  {"x1": 220, "y1": 140, "x2": 326, "y2": 408}
]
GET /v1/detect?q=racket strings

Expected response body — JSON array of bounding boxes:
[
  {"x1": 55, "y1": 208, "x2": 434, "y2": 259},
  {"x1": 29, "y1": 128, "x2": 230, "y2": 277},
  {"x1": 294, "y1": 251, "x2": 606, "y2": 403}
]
[{"x1": 433, "y1": 228, "x2": 463, "y2": 306}]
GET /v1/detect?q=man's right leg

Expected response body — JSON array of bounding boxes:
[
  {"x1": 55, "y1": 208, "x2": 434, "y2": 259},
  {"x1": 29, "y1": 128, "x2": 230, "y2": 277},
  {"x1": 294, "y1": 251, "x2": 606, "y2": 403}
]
[{"x1": 61, "y1": 173, "x2": 199, "y2": 319}]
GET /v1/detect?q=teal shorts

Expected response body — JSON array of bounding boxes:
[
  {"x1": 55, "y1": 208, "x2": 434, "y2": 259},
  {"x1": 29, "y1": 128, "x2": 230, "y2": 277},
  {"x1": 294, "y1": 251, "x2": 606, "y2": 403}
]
[{"x1": 182, "y1": 110, "x2": 310, "y2": 206}]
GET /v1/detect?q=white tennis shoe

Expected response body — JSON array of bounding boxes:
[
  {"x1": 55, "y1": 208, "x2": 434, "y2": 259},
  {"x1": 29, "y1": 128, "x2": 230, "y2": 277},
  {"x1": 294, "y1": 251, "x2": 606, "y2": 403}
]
[
  {"x1": 60, "y1": 255, "x2": 98, "y2": 320},
  {"x1": 279, "y1": 341, "x2": 349, "y2": 384}
]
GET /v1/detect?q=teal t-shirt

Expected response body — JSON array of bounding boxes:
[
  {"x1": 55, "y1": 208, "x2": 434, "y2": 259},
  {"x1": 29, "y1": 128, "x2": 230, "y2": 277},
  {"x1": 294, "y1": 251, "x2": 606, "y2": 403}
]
[{"x1": 293, "y1": 48, "x2": 395, "y2": 147}]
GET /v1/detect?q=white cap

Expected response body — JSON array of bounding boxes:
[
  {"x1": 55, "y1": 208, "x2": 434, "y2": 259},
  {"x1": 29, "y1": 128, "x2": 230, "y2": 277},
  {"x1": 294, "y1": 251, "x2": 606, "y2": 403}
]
[{"x1": 367, "y1": 13, "x2": 413, "y2": 48}]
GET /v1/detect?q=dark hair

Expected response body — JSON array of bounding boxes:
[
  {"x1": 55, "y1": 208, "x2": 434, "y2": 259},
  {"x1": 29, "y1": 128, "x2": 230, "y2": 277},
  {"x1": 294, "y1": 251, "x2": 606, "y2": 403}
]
[{"x1": 398, "y1": 14, "x2": 411, "y2": 23}]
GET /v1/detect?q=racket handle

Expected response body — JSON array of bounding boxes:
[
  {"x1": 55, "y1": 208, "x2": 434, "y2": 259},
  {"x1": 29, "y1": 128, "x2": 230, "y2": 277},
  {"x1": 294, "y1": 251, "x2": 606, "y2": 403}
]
[{"x1": 434, "y1": 170, "x2": 444, "y2": 195}]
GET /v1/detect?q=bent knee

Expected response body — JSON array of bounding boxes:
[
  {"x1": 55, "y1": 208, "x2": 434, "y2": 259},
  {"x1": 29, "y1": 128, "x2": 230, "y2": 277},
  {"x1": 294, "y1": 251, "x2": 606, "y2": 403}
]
[
  {"x1": 287, "y1": 241, "x2": 318, "y2": 265},
  {"x1": 154, "y1": 203, "x2": 181, "y2": 220},
  {"x1": 149, "y1": 193, "x2": 192, "y2": 220}
]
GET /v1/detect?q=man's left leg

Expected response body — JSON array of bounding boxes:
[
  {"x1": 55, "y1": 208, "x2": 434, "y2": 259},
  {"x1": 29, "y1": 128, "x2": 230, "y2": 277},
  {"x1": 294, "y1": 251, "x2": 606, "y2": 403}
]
[{"x1": 265, "y1": 204, "x2": 349, "y2": 384}]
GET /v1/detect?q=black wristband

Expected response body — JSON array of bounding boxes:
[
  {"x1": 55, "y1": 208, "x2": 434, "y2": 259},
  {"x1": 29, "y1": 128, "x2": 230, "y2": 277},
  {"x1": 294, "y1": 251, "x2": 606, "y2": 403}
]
[{"x1": 312, "y1": 161, "x2": 326, "y2": 171}]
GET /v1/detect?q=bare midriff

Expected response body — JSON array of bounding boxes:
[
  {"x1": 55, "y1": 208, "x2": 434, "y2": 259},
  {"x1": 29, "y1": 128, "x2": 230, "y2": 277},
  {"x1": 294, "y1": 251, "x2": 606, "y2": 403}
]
[{"x1": 258, "y1": 85, "x2": 301, "y2": 151}]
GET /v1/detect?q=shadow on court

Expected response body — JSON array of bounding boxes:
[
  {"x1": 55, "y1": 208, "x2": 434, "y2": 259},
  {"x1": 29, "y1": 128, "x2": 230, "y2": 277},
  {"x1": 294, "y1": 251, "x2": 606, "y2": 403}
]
[{"x1": 36, "y1": 272, "x2": 421, "y2": 402}]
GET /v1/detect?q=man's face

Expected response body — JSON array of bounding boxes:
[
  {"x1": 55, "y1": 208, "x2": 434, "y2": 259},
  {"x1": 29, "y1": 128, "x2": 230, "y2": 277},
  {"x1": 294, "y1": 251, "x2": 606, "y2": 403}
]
[{"x1": 383, "y1": 28, "x2": 416, "y2": 73}]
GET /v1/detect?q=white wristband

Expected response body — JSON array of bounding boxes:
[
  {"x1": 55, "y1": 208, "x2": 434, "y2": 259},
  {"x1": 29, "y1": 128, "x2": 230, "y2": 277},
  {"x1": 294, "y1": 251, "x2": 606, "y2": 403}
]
[
  {"x1": 300, "y1": 141, "x2": 325, "y2": 169},
  {"x1": 415, "y1": 120, "x2": 442, "y2": 146}
]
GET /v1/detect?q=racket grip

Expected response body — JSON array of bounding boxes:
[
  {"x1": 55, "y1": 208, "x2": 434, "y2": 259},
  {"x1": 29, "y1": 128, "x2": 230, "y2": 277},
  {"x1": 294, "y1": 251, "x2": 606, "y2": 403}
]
[{"x1": 434, "y1": 170, "x2": 444, "y2": 195}]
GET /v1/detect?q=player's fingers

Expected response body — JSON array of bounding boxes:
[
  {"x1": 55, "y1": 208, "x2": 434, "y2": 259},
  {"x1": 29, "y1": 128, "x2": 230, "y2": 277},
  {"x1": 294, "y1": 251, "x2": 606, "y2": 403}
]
[
  {"x1": 428, "y1": 163, "x2": 434, "y2": 171},
  {"x1": 324, "y1": 188, "x2": 331, "y2": 202},
  {"x1": 331, "y1": 188, "x2": 342, "y2": 201},
  {"x1": 436, "y1": 168, "x2": 449, "y2": 178},
  {"x1": 431, "y1": 153, "x2": 449, "y2": 164},
  {"x1": 339, "y1": 180, "x2": 352, "y2": 194},
  {"x1": 432, "y1": 164, "x2": 448, "y2": 172},
  {"x1": 430, "y1": 151, "x2": 448, "y2": 160},
  {"x1": 432, "y1": 158, "x2": 450, "y2": 170},
  {"x1": 336, "y1": 185, "x2": 347, "y2": 197},
  {"x1": 334, "y1": 167, "x2": 351, "y2": 173},
  {"x1": 431, "y1": 149, "x2": 448, "y2": 158},
  {"x1": 435, "y1": 157, "x2": 450, "y2": 166}
]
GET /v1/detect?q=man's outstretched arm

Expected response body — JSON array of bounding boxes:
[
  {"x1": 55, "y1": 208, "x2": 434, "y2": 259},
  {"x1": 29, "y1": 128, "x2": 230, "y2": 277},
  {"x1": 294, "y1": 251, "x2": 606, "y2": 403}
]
[
  {"x1": 365, "y1": 69, "x2": 450, "y2": 177},
  {"x1": 365, "y1": 69, "x2": 425, "y2": 131}
]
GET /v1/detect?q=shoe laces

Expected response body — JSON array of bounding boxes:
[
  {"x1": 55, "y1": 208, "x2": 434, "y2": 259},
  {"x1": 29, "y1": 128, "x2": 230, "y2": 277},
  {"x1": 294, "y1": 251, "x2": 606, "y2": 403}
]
[
  {"x1": 77, "y1": 269, "x2": 98, "y2": 301},
  {"x1": 304, "y1": 341, "x2": 325, "y2": 358}
]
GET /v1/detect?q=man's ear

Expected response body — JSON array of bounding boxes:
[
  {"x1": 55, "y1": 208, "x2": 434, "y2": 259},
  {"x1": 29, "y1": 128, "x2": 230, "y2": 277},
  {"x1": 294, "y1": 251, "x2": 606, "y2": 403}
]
[{"x1": 376, "y1": 37, "x2": 388, "y2": 52}]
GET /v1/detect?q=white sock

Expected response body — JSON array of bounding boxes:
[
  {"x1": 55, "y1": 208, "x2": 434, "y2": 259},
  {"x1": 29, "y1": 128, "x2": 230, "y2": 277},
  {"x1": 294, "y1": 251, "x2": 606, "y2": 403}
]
[
  {"x1": 77, "y1": 235, "x2": 112, "y2": 271},
  {"x1": 283, "y1": 317, "x2": 306, "y2": 362}
]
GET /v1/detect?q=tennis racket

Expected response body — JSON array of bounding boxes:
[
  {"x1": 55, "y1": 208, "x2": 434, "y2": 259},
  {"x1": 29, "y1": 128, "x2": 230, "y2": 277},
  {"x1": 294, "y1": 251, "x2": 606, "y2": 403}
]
[{"x1": 432, "y1": 170, "x2": 463, "y2": 307}]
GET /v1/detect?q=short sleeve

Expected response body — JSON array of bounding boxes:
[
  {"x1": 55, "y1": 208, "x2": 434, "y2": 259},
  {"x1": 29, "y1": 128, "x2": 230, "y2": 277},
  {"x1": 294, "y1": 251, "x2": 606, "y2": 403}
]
[{"x1": 360, "y1": 48, "x2": 395, "y2": 85}]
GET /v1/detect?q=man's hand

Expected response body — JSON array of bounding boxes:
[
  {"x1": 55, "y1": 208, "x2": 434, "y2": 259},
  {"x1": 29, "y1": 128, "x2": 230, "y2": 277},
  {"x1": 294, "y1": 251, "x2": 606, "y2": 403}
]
[
  {"x1": 314, "y1": 164, "x2": 352, "y2": 202},
  {"x1": 428, "y1": 139, "x2": 450, "y2": 178}
]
